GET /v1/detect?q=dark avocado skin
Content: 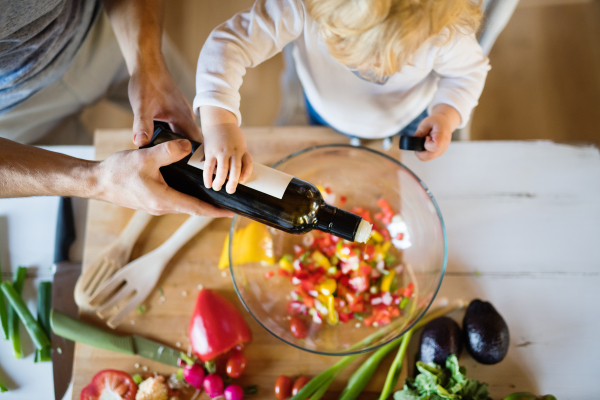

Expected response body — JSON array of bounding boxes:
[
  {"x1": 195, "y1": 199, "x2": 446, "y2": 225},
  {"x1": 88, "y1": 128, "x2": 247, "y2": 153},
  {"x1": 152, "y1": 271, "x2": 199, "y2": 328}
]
[
  {"x1": 463, "y1": 299, "x2": 510, "y2": 365},
  {"x1": 417, "y1": 316, "x2": 463, "y2": 365}
]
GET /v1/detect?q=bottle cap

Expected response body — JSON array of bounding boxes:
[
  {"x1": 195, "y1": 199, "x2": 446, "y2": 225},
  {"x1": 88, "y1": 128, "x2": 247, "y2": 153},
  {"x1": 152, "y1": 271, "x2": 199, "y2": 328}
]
[{"x1": 399, "y1": 135, "x2": 426, "y2": 152}]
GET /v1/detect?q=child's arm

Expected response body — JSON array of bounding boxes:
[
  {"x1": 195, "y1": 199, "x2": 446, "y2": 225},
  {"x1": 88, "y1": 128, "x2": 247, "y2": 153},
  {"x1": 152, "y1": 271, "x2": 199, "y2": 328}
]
[
  {"x1": 195, "y1": 0, "x2": 305, "y2": 193},
  {"x1": 417, "y1": 33, "x2": 491, "y2": 161}
]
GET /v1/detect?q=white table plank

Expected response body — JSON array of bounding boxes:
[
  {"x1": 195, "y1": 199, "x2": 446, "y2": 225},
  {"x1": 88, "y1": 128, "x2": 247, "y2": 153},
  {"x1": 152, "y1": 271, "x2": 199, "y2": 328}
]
[{"x1": 403, "y1": 141, "x2": 600, "y2": 273}]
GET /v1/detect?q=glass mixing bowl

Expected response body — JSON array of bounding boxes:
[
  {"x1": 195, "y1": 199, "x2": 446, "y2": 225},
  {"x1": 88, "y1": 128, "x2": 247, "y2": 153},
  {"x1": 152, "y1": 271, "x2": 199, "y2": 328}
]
[{"x1": 229, "y1": 144, "x2": 447, "y2": 356}]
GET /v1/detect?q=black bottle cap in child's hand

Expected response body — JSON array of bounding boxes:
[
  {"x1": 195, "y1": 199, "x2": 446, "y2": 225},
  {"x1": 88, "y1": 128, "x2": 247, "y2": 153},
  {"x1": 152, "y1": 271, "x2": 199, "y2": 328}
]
[{"x1": 399, "y1": 135, "x2": 426, "y2": 152}]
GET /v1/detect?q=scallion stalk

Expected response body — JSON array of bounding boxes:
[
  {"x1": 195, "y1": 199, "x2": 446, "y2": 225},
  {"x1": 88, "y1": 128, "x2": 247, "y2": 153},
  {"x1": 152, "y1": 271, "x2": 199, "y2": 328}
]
[
  {"x1": 378, "y1": 329, "x2": 413, "y2": 400},
  {"x1": 7, "y1": 267, "x2": 27, "y2": 358},
  {"x1": 309, "y1": 376, "x2": 334, "y2": 400},
  {"x1": 1, "y1": 281, "x2": 51, "y2": 351},
  {"x1": 293, "y1": 300, "x2": 467, "y2": 400},
  {"x1": 0, "y1": 286, "x2": 7, "y2": 340},
  {"x1": 0, "y1": 259, "x2": 7, "y2": 340},
  {"x1": 0, "y1": 381, "x2": 7, "y2": 392},
  {"x1": 35, "y1": 281, "x2": 52, "y2": 362}
]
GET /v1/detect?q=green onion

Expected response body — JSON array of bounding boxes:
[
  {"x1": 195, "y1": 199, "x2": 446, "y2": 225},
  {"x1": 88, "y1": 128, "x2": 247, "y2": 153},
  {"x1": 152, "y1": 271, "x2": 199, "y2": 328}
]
[
  {"x1": 309, "y1": 376, "x2": 334, "y2": 400},
  {"x1": 136, "y1": 304, "x2": 146, "y2": 315},
  {"x1": 378, "y1": 329, "x2": 413, "y2": 400},
  {"x1": 0, "y1": 258, "x2": 7, "y2": 341},
  {"x1": 35, "y1": 281, "x2": 52, "y2": 362},
  {"x1": 7, "y1": 267, "x2": 27, "y2": 358},
  {"x1": 0, "y1": 381, "x2": 7, "y2": 392},
  {"x1": 399, "y1": 297, "x2": 409, "y2": 309},
  {"x1": 132, "y1": 374, "x2": 143, "y2": 385},
  {"x1": 0, "y1": 285, "x2": 7, "y2": 340},
  {"x1": 1, "y1": 281, "x2": 51, "y2": 352},
  {"x1": 294, "y1": 300, "x2": 467, "y2": 400},
  {"x1": 158, "y1": 287, "x2": 164, "y2": 296}
]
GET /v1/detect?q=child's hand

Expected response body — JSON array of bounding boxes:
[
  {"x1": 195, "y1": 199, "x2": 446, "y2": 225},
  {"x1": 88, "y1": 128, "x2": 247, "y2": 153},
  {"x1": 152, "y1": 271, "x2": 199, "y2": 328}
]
[
  {"x1": 414, "y1": 104, "x2": 461, "y2": 161},
  {"x1": 200, "y1": 106, "x2": 253, "y2": 194}
]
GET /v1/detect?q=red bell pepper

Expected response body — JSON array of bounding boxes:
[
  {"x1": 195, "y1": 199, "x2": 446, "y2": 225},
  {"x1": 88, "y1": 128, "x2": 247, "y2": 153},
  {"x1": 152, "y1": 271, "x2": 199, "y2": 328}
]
[{"x1": 189, "y1": 289, "x2": 252, "y2": 362}]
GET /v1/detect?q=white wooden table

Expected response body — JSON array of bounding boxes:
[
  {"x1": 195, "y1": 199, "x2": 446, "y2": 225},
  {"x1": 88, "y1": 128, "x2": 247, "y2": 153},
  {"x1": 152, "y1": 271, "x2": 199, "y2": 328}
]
[
  {"x1": 0, "y1": 140, "x2": 598, "y2": 399},
  {"x1": 402, "y1": 141, "x2": 600, "y2": 399}
]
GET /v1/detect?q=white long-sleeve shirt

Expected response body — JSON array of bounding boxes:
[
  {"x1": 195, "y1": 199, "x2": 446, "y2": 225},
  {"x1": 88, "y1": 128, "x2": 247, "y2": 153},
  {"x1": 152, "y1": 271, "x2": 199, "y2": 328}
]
[{"x1": 194, "y1": 0, "x2": 491, "y2": 139}]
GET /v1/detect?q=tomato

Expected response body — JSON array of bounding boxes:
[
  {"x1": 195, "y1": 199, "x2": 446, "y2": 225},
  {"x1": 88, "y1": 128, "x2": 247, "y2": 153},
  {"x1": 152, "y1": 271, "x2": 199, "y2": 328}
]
[
  {"x1": 226, "y1": 351, "x2": 248, "y2": 378},
  {"x1": 80, "y1": 370, "x2": 137, "y2": 400},
  {"x1": 292, "y1": 376, "x2": 311, "y2": 396},
  {"x1": 274, "y1": 375, "x2": 293, "y2": 400},
  {"x1": 289, "y1": 316, "x2": 308, "y2": 339}
]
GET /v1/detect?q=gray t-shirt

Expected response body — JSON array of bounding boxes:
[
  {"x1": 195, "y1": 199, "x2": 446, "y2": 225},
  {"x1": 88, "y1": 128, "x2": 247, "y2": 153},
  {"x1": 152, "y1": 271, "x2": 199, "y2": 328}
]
[{"x1": 0, "y1": 0, "x2": 101, "y2": 114}]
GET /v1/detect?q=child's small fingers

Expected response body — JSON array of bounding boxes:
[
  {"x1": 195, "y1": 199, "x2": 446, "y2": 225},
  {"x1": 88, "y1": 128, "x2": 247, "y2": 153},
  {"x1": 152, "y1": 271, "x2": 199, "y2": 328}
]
[
  {"x1": 414, "y1": 118, "x2": 434, "y2": 137},
  {"x1": 203, "y1": 156, "x2": 217, "y2": 189},
  {"x1": 212, "y1": 156, "x2": 230, "y2": 191},
  {"x1": 226, "y1": 156, "x2": 242, "y2": 194},
  {"x1": 424, "y1": 136, "x2": 439, "y2": 153},
  {"x1": 240, "y1": 153, "x2": 254, "y2": 184},
  {"x1": 415, "y1": 150, "x2": 436, "y2": 162}
]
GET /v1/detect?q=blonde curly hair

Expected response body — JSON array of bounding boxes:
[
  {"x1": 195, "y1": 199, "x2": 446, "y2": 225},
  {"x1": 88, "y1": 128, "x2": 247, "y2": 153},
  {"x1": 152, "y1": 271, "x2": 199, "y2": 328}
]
[{"x1": 305, "y1": 0, "x2": 482, "y2": 78}]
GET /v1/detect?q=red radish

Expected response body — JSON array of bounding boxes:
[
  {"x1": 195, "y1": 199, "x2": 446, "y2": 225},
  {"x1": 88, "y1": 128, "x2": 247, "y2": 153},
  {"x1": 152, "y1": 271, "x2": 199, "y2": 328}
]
[
  {"x1": 183, "y1": 363, "x2": 205, "y2": 390},
  {"x1": 203, "y1": 373, "x2": 224, "y2": 398},
  {"x1": 224, "y1": 384, "x2": 244, "y2": 400}
]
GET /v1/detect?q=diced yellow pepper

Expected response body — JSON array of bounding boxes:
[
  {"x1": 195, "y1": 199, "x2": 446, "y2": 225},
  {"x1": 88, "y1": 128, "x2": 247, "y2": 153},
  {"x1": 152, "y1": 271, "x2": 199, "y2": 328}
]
[
  {"x1": 218, "y1": 221, "x2": 275, "y2": 269},
  {"x1": 311, "y1": 250, "x2": 331, "y2": 269},
  {"x1": 380, "y1": 269, "x2": 396, "y2": 292},
  {"x1": 318, "y1": 279, "x2": 337, "y2": 296},
  {"x1": 370, "y1": 230, "x2": 384, "y2": 244},
  {"x1": 381, "y1": 241, "x2": 392, "y2": 254},
  {"x1": 279, "y1": 257, "x2": 294, "y2": 273},
  {"x1": 327, "y1": 295, "x2": 339, "y2": 325}
]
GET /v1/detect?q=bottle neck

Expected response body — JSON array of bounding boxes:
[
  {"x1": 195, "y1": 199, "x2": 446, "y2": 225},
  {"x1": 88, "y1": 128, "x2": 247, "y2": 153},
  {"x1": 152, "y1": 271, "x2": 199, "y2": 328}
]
[{"x1": 316, "y1": 204, "x2": 363, "y2": 242}]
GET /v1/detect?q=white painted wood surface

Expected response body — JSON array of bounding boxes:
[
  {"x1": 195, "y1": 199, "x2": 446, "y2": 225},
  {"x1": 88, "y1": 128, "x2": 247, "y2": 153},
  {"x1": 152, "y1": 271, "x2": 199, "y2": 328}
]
[{"x1": 403, "y1": 141, "x2": 600, "y2": 399}]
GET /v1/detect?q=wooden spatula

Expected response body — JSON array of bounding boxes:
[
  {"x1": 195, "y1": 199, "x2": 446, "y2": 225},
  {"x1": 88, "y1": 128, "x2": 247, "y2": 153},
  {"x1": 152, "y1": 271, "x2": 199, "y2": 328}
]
[
  {"x1": 89, "y1": 215, "x2": 214, "y2": 329},
  {"x1": 74, "y1": 210, "x2": 153, "y2": 312}
]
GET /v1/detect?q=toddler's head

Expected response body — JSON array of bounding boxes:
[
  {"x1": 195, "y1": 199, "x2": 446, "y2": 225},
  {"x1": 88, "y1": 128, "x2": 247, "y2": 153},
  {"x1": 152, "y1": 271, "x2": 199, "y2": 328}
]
[{"x1": 305, "y1": 0, "x2": 482, "y2": 78}]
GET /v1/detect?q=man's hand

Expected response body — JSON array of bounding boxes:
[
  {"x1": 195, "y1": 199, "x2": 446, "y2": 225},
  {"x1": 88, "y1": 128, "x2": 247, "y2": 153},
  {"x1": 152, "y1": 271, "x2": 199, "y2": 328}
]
[
  {"x1": 129, "y1": 61, "x2": 200, "y2": 146},
  {"x1": 200, "y1": 106, "x2": 253, "y2": 194},
  {"x1": 103, "y1": 0, "x2": 200, "y2": 146},
  {"x1": 414, "y1": 104, "x2": 461, "y2": 161},
  {"x1": 93, "y1": 140, "x2": 232, "y2": 217}
]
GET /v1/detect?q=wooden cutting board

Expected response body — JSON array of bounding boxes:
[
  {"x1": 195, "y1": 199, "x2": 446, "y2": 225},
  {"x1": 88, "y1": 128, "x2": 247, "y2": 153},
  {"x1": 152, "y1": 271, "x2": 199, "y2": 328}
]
[{"x1": 72, "y1": 127, "x2": 411, "y2": 399}]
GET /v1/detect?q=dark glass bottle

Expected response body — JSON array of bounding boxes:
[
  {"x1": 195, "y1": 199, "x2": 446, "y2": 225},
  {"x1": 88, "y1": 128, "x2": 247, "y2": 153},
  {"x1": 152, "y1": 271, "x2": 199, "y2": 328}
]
[{"x1": 142, "y1": 123, "x2": 371, "y2": 242}]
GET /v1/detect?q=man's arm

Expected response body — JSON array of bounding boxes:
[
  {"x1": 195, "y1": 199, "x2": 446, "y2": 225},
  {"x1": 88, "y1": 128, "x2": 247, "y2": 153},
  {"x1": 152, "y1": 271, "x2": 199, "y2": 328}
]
[
  {"x1": 103, "y1": 0, "x2": 200, "y2": 146},
  {"x1": 0, "y1": 137, "x2": 232, "y2": 217}
]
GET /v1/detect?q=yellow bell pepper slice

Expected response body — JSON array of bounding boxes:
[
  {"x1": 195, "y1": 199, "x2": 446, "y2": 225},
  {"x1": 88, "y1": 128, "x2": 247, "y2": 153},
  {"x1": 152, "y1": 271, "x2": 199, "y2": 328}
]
[
  {"x1": 370, "y1": 230, "x2": 384, "y2": 244},
  {"x1": 327, "y1": 295, "x2": 339, "y2": 325},
  {"x1": 311, "y1": 250, "x2": 331, "y2": 269},
  {"x1": 218, "y1": 221, "x2": 275, "y2": 269},
  {"x1": 279, "y1": 255, "x2": 294, "y2": 273},
  {"x1": 318, "y1": 278, "x2": 337, "y2": 296},
  {"x1": 380, "y1": 269, "x2": 396, "y2": 292}
]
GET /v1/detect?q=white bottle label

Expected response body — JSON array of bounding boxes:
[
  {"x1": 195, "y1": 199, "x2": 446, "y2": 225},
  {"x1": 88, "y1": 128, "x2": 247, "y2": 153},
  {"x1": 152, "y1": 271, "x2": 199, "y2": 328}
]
[{"x1": 188, "y1": 146, "x2": 294, "y2": 199}]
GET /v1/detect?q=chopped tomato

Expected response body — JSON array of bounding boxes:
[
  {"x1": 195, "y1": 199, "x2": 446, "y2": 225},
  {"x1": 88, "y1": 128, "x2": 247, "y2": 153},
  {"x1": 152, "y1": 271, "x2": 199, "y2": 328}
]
[
  {"x1": 80, "y1": 370, "x2": 137, "y2": 400},
  {"x1": 270, "y1": 192, "x2": 414, "y2": 334},
  {"x1": 265, "y1": 270, "x2": 275, "y2": 279}
]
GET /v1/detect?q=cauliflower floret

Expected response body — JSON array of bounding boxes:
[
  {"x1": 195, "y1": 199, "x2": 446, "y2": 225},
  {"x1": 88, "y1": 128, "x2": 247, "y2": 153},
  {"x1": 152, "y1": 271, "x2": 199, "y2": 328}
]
[{"x1": 136, "y1": 376, "x2": 168, "y2": 400}]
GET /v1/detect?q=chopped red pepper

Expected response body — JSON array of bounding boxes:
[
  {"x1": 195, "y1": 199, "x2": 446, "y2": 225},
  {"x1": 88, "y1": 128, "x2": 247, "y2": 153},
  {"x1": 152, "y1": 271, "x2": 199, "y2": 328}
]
[
  {"x1": 265, "y1": 270, "x2": 275, "y2": 279},
  {"x1": 339, "y1": 196, "x2": 348, "y2": 206},
  {"x1": 189, "y1": 289, "x2": 252, "y2": 362}
]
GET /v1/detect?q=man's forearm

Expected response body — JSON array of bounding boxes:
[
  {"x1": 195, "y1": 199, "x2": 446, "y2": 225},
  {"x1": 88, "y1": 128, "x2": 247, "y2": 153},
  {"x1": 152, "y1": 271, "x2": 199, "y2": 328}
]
[
  {"x1": 0, "y1": 138, "x2": 98, "y2": 199},
  {"x1": 103, "y1": 0, "x2": 165, "y2": 74}
]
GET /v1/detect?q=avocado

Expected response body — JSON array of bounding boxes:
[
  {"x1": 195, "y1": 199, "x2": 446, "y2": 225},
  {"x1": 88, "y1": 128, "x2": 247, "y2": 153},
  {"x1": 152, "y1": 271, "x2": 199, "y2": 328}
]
[
  {"x1": 417, "y1": 316, "x2": 463, "y2": 365},
  {"x1": 463, "y1": 299, "x2": 510, "y2": 365}
]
